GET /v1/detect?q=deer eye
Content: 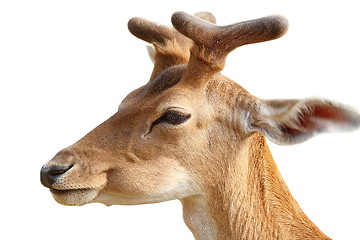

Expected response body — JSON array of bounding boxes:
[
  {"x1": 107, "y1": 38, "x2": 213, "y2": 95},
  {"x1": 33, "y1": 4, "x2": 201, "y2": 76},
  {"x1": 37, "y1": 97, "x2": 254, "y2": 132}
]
[
  {"x1": 162, "y1": 111, "x2": 191, "y2": 125},
  {"x1": 153, "y1": 110, "x2": 191, "y2": 126}
]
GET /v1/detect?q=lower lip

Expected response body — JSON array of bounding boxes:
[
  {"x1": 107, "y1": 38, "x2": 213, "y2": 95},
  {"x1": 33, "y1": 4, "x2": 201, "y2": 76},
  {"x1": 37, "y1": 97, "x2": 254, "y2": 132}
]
[
  {"x1": 51, "y1": 189, "x2": 70, "y2": 194},
  {"x1": 50, "y1": 188, "x2": 87, "y2": 194}
]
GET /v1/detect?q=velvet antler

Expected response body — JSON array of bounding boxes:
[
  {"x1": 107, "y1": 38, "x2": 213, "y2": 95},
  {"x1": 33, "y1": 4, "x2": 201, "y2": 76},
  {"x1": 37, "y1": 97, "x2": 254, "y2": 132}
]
[
  {"x1": 128, "y1": 12, "x2": 216, "y2": 81},
  {"x1": 171, "y1": 12, "x2": 288, "y2": 85}
]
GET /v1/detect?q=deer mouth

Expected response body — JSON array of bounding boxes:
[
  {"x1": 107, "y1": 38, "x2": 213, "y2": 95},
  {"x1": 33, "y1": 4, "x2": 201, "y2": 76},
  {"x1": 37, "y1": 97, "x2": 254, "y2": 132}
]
[
  {"x1": 49, "y1": 187, "x2": 100, "y2": 206},
  {"x1": 50, "y1": 188, "x2": 89, "y2": 194}
]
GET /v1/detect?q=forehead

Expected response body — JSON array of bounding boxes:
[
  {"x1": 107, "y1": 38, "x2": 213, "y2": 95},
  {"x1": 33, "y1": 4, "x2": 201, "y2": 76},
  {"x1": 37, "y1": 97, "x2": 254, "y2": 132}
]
[
  {"x1": 120, "y1": 64, "x2": 197, "y2": 111},
  {"x1": 123, "y1": 65, "x2": 247, "y2": 110}
]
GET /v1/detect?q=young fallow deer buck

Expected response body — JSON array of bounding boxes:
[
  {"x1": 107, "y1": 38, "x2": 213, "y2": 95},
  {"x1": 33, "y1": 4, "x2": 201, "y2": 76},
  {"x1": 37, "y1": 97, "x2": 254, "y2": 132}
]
[{"x1": 41, "y1": 11, "x2": 360, "y2": 240}]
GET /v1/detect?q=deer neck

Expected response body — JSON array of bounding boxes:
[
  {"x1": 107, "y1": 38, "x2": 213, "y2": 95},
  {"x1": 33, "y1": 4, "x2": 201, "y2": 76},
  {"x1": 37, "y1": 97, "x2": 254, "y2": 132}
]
[{"x1": 181, "y1": 133, "x2": 330, "y2": 240}]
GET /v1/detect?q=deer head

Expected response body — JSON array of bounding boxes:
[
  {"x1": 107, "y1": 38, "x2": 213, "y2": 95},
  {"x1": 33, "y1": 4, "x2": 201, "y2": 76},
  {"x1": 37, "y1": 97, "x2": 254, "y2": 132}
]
[{"x1": 40, "y1": 12, "x2": 360, "y2": 239}]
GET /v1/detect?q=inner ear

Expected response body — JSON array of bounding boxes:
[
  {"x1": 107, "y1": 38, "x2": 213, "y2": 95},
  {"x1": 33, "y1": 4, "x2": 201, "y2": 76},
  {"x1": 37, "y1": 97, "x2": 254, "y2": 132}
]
[
  {"x1": 281, "y1": 103, "x2": 353, "y2": 134},
  {"x1": 147, "y1": 45, "x2": 156, "y2": 64},
  {"x1": 250, "y1": 98, "x2": 360, "y2": 145}
]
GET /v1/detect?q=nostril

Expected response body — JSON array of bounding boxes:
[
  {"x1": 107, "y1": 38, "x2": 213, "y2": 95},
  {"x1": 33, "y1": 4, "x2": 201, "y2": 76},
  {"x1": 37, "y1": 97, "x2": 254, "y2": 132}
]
[
  {"x1": 40, "y1": 164, "x2": 74, "y2": 189},
  {"x1": 48, "y1": 165, "x2": 73, "y2": 176}
]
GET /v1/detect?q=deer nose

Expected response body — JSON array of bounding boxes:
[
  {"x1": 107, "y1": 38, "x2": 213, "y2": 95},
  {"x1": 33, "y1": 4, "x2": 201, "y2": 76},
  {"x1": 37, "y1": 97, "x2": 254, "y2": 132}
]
[{"x1": 40, "y1": 164, "x2": 73, "y2": 188}]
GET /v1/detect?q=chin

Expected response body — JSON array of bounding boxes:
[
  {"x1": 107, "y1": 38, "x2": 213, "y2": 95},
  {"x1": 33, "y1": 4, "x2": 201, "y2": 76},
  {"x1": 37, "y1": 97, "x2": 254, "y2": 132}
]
[{"x1": 51, "y1": 188, "x2": 100, "y2": 206}]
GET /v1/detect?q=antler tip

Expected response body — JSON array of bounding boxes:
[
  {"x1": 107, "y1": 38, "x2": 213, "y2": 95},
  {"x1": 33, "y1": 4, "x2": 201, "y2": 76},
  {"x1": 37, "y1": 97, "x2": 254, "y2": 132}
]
[
  {"x1": 171, "y1": 11, "x2": 188, "y2": 27},
  {"x1": 127, "y1": 17, "x2": 146, "y2": 39},
  {"x1": 127, "y1": 17, "x2": 141, "y2": 31},
  {"x1": 268, "y1": 15, "x2": 289, "y2": 39},
  {"x1": 128, "y1": 17, "x2": 174, "y2": 44},
  {"x1": 194, "y1": 11, "x2": 216, "y2": 24}
]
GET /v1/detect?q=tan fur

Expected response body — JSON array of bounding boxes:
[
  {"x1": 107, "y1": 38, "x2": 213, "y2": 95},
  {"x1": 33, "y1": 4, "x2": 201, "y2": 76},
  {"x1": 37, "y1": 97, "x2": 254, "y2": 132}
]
[
  {"x1": 41, "y1": 12, "x2": 360, "y2": 239},
  {"x1": 202, "y1": 133, "x2": 329, "y2": 239}
]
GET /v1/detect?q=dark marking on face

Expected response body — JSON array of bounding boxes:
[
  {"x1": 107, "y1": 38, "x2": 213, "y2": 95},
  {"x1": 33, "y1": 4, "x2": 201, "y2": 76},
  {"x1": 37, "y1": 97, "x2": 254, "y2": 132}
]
[{"x1": 139, "y1": 64, "x2": 187, "y2": 97}]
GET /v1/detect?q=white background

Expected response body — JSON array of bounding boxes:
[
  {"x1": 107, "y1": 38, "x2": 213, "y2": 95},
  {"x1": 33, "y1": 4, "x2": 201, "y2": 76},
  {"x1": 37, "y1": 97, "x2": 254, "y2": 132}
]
[{"x1": 1, "y1": 0, "x2": 359, "y2": 239}]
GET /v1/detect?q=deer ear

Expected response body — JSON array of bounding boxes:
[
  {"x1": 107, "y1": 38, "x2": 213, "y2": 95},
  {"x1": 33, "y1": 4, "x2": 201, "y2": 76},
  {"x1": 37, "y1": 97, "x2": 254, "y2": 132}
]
[
  {"x1": 249, "y1": 98, "x2": 360, "y2": 145},
  {"x1": 146, "y1": 45, "x2": 156, "y2": 64}
]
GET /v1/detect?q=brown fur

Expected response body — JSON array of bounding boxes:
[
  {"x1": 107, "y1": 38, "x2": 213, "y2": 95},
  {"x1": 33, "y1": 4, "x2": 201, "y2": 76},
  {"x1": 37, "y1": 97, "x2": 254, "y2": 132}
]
[
  {"x1": 203, "y1": 133, "x2": 329, "y2": 239},
  {"x1": 41, "y1": 12, "x2": 360, "y2": 239}
]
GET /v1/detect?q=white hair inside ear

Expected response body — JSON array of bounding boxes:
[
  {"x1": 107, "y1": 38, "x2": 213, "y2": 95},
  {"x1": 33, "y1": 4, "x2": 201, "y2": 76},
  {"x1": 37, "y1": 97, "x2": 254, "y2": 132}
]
[
  {"x1": 147, "y1": 45, "x2": 156, "y2": 64},
  {"x1": 249, "y1": 98, "x2": 360, "y2": 145}
]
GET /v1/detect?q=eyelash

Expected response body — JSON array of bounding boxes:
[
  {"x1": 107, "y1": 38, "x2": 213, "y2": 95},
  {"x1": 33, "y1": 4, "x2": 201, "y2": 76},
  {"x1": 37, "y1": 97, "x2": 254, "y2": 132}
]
[
  {"x1": 153, "y1": 110, "x2": 191, "y2": 126},
  {"x1": 145, "y1": 110, "x2": 191, "y2": 136}
]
